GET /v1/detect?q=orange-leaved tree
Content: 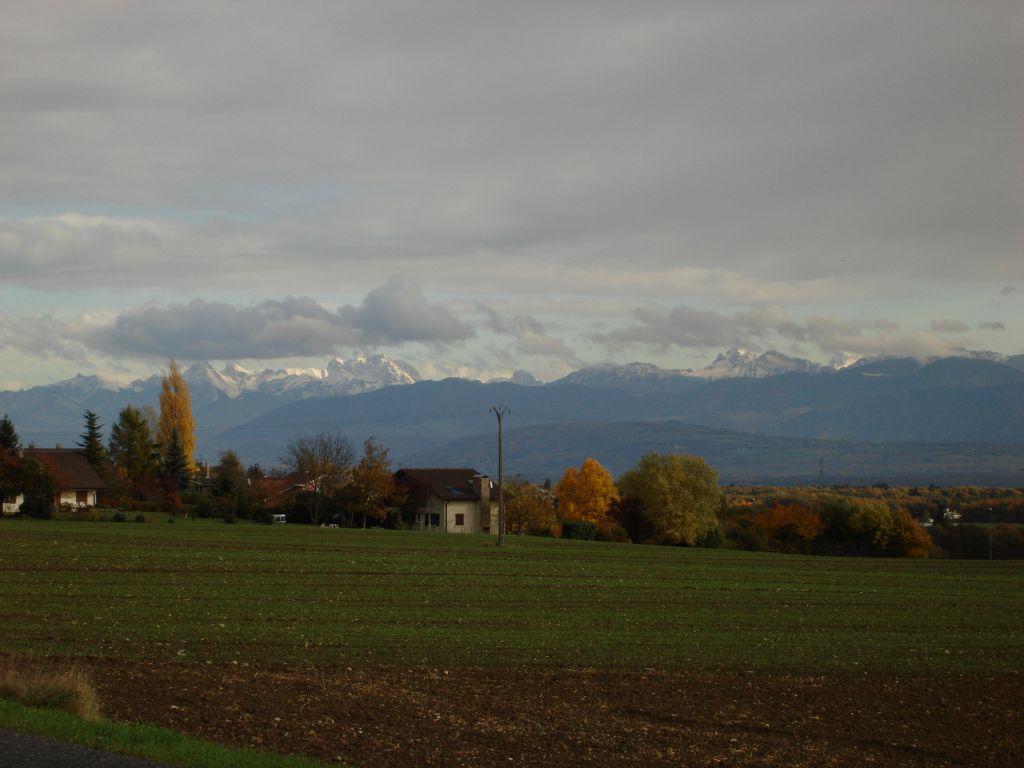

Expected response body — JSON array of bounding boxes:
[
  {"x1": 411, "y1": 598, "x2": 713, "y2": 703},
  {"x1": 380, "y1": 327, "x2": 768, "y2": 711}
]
[
  {"x1": 157, "y1": 358, "x2": 195, "y2": 473},
  {"x1": 749, "y1": 503, "x2": 824, "y2": 553},
  {"x1": 555, "y1": 458, "x2": 619, "y2": 534}
]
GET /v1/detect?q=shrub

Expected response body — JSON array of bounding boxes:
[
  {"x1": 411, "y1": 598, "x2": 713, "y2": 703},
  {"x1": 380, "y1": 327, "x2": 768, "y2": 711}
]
[
  {"x1": 696, "y1": 525, "x2": 724, "y2": 549},
  {"x1": 134, "y1": 514, "x2": 146, "y2": 523},
  {"x1": 111, "y1": 512, "x2": 127, "y2": 523},
  {"x1": 69, "y1": 505, "x2": 102, "y2": 522},
  {"x1": 193, "y1": 496, "x2": 218, "y2": 519},
  {"x1": 20, "y1": 495, "x2": 54, "y2": 519},
  {"x1": 561, "y1": 520, "x2": 597, "y2": 540},
  {"x1": 224, "y1": 511, "x2": 237, "y2": 524},
  {"x1": 0, "y1": 663, "x2": 101, "y2": 719}
]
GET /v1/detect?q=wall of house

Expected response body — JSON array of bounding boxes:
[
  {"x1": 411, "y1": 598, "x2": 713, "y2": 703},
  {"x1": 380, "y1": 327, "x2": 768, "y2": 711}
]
[
  {"x1": 2, "y1": 494, "x2": 24, "y2": 516},
  {"x1": 415, "y1": 497, "x2": 482, "y2": 533},
  {"x1": 54, "y1": 490, "x2": 97, "y2": 507},
  {"x1": 445, "y1": 499, "x2": 479, "y2": 534}
]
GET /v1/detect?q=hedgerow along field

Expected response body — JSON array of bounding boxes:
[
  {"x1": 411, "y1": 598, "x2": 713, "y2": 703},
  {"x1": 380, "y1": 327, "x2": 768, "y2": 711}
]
[{"x1": 2, "y1": 518, "x2": 1022, "y2": 675}]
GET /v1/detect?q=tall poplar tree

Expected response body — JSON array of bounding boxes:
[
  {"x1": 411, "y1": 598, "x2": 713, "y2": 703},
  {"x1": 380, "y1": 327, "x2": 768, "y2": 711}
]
[{"x1": 157, "y1": 358, "x2": 195, "y2": 473}]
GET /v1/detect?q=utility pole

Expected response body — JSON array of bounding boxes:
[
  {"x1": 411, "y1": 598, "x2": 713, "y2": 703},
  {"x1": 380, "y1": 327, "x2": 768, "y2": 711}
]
[
  {"x1": 490, "y1": 405, "x2": 509, "y2": 547},
  {"x1": 988, "y1": 507, "x2": 993, "y2": 560}
]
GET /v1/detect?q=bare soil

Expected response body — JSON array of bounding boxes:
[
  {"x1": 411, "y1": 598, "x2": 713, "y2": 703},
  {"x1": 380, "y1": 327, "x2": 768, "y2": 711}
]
[{"x1": 31, "y1": 658, "x2": 1024, "y2": 767}]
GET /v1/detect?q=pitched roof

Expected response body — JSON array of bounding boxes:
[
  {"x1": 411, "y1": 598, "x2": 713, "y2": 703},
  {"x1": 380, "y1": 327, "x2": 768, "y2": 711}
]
[
  {"x1": 395, "y1": 468, "x2": 487, "y2": 501},
  {"x1": 23, "y1": 449, "x2": 106, "y2": 490}
]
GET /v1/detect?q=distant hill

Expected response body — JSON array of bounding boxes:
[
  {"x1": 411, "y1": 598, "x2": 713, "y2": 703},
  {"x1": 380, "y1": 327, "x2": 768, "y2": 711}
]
[
  {"x1": 209, "y1": 378, "x2": 656, "y2": 465},
  {"x1": 4, "y1": 352, "x2": 1023, "y2": 482},
  {"x1": 402, "y1": 420, "x2": 1024, "y2": 486}
]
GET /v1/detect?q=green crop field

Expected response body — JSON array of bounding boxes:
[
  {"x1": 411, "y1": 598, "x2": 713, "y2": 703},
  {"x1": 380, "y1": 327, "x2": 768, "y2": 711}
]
[{"x1": 1, "y1": 518, "x2": 1022, "y2": 674}]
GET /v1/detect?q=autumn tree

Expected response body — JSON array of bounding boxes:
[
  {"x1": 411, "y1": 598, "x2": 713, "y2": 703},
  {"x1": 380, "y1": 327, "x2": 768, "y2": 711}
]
[
  {"x1": 157, "y1": 358, "x2": 195, "y2": 473},
  {"x1": 504, "y1": 478, "x2": 556, "y2": 536},
  {"x1": 748, "y1": 503, "x2": 824, "y2": 554},
  {"x1": 349, "y1": 438, "x2": 403, "y2": 528},
  {"x1": 76, "y1": 410, "x2": 107, "y2": 470},
  {"x1": 109, "y1": 405, "x2": 159, "y2": 495},
  {"x1": 816, "y1": 495, "x2": 930, "y2": 558},
  {"x1": 281, "y1": 432, "x2": 354, "y2": 525},
  {"x1": 0, "y1": 414, "x2": 20, "y2": 451},
  {"x1": 617, "y1": 452, "x2": 721, "y2": 546},
  {"x1": 555, "y1": 458, "x2": 619, "y2": 535}
]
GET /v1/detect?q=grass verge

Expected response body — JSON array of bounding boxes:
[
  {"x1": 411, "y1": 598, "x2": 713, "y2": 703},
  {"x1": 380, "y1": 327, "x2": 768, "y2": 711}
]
[
  {"x1": 0, "y1": 662, "x2": 100, "y2": 718},
  {"x1": 0, "y1": 698, "x2": 333, "y2": 768}
]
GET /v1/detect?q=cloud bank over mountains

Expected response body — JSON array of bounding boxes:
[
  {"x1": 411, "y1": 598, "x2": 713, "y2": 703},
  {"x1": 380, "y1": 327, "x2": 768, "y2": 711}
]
[{"x1": 0, "y1": 2, "x2": 1020, "y2": 385}]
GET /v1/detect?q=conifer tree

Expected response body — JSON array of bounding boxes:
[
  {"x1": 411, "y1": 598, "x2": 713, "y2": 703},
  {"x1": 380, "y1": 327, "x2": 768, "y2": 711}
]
[
  {"x1": 0, "y1": 414, "x2": 20, "y2": 451},
  {"x1": 160, "y1": 428, "x2": 190, "y2": 491},
  {"x1": 157, "y1": 358, "x2": 195, "y2": 473},
  {"x1": 109, "y1": 405, "x2": 158, "y2": 484},
  {"x1": 76, "y1": 410, "x2": 107, "y2": 469}
]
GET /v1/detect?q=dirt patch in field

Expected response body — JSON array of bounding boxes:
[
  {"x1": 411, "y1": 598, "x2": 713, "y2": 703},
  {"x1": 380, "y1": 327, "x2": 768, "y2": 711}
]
[{"x1": 23, "y1": 658, "x2": 1024, "y2": 767}]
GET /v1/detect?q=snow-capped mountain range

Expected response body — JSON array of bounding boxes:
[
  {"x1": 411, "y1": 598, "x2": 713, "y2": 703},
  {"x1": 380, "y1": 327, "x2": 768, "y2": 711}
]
[{"x1": 180, "y1": 354, "x2": 420, "y2": 399}]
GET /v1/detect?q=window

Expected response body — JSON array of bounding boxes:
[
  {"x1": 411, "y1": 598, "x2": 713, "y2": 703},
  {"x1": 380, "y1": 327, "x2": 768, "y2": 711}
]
[{"x1": 455, "y1": 513, "x2": 465, "y2": 526}]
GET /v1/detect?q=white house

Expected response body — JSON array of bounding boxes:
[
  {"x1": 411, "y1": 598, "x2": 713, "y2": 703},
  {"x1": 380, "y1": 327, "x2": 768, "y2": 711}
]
[{"x1": 395, "y1": 468, "x2": 496, "y2": 534}]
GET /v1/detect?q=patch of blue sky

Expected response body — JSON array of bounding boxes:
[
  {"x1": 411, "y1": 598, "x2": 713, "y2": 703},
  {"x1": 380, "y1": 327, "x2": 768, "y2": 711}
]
[
  {"x1": 0, "y1": 286, "x2": 150, "y2": 315},
  {"x1": 0, "y1": 202, "x2": 212, "y2": 226},
  {"x1": 0, "y1": 182, "x2": 351, "y2": 224},
  {"x1": 191, "y1": 181, "x2": 351, "y2": 222}
]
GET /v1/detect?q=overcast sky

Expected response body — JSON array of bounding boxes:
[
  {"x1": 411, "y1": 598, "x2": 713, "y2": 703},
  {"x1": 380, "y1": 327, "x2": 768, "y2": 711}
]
[{"x1": 2, "y1": 1, "x2": 1021, "y2": 389}]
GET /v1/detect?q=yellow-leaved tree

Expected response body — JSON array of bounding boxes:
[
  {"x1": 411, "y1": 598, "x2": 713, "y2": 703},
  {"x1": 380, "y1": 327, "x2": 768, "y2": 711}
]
[
  {"x1": 157, "y1": 358, "x2": 196, "y2": 473},
  {"x1": 555, "y1": 457, "x2": 619, "y2": 534}
]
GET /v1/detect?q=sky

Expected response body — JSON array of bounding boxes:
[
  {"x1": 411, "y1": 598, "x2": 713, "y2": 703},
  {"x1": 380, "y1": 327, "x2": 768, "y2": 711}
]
[{"x1": 1, "y1": 1, "x2": 1021, "y2": 390}]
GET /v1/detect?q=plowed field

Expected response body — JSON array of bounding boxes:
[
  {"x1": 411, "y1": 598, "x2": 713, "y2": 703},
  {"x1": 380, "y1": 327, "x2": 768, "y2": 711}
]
[{"x1": 81, "y1": 659, "x2": 1022, "y2": 767}]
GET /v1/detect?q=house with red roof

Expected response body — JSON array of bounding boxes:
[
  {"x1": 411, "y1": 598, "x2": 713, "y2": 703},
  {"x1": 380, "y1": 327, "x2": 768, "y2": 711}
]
[{"x1": 23, "y1": 448, "x2": 105, "y2": 509}]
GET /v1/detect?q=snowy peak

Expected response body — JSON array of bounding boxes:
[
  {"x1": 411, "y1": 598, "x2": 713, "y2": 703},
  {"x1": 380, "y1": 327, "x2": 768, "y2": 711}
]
[
  {"x1": 828, "y1": 352, "x2": 863, "y2": 370},
  {"x1": 174, "y1": 354, "x2": 420, "y2": 399},
  {"x1": 694, "y1": 349, "x2": 823, "y2": 379},
  {"x1": 321, "y1": 354, "x2": 420, "y2": 393}
]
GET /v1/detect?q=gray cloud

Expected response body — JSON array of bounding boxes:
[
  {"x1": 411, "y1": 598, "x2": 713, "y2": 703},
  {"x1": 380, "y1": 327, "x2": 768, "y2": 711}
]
[
  {"x1": 89, "y1": 297, "x2": 358, "y2": 359},
  {"x1": 930, "y1": 319, "x2": 970, "y2": 334},
  {"x1": 595, "y1": 303, "x2": 963, "y2": 361},
  {"x1": 0, "y1": 311, "x2": 92, "y2": 362},
  {"x1": 1, "y1": 3, "x2": 1021, "y2": 384},
  {"x1": 337, "y1": 275, "x2": 472, "y2": 345},
  {"x1": 1, "y1": 279, "x2": 472, "y2": 361},
  {"x1": 477, "y1": 305, "x2": 580, "y2": 363},
  {"x1": 1, "y1": 2, "x2": 1020, "y2": 298},
  {"x1": 979, "y1": 321, "x2": 1006, "y2": 331}
]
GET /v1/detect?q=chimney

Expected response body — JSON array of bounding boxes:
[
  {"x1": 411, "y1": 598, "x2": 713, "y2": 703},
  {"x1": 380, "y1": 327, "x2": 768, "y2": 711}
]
[{"x1": 473, "y1": 474, "x2": 491, "y2": 531}]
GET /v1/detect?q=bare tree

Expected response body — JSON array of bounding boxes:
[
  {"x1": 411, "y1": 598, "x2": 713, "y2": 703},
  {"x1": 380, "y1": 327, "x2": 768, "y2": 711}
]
[{"x1": 281, "y1": 432, "x2": 355, "y2": 525}]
